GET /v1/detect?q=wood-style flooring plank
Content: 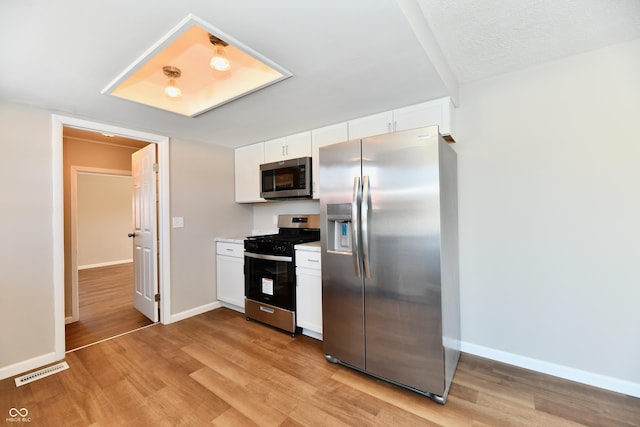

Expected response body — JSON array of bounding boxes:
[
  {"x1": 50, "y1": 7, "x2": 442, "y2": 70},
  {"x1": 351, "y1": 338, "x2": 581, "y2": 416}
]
[
  {"x1": 190, "y1": 366, "x2": 289, "y2": 427},
  {"x1": 2, "y1": 308, "x2": 638, "y2": 426},
  {"x1": 212, "y1": 407, "x2": 261, "y2": 427},
  {"x1": 65, "y1": 263, "x2": 153, "y2": 351}
]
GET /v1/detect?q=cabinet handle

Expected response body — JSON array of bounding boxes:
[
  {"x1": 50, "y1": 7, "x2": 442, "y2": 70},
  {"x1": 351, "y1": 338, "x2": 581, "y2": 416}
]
[
  {"x1": 387, "y1": 122, "x2": 392, "y2": 133},
  {"x1": 226, "y1": 248, "x2": 234, "y2": 252},
  {"x1": 307, "y1": 259, "x2": 319, "y2": 262},
  {"x1": 282, "y1": 145, "x2": 285, "y2": 156}
]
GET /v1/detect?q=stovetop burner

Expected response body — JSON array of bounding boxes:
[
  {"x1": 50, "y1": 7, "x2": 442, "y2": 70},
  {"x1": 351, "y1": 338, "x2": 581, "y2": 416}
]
[
  {"x1": 246, "y1": 231, "x2": 319, "y2": 244},
  {"x1": 244, "y1": 214, "x2": 320, "y2": 256}
]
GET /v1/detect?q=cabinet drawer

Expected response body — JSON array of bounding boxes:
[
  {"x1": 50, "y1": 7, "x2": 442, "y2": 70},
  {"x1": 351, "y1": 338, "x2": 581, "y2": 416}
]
[
  {"x1": 295, "y1": 250, "x2": 321, "y2": 269},
  {"x1": 216, "y1": 242, "x2": 244, "y2": 258}
]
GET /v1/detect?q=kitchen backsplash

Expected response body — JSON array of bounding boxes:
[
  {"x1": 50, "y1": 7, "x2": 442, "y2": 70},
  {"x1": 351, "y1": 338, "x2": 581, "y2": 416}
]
[{"x1": 252, "y1": 199, "x2": 319, "y2": 231}]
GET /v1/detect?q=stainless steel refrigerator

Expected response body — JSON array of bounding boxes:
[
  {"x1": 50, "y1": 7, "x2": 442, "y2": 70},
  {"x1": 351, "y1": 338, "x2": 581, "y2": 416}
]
[{"x1": 319, "y1": 125, "x2": 460, "y2": 404}]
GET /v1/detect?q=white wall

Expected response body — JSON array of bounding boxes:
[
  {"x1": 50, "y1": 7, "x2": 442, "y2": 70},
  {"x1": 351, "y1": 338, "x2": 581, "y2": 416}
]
[
  {"x1": 252, "y1": 200, "x2": 320, "y2": 232},
  {"x1": 456, "y1": 39, "x2": 640, "y2": 395},
  {"x1": 169, "y1": 138, "x2": 253, "y2": 318},
  {"x1": 0, "y1": 104, "x2": 253, "y2": 378},
  {"x1": 0, "y1": 104, "x2": 55, "y2": 372},
  {"x1": 77, "y1": 173, "x2": 132, "y2": 267}
]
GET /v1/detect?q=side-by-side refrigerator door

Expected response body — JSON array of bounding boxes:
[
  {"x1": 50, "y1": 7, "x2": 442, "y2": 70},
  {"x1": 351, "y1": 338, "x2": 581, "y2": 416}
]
[
  {"x1": 319, "y1": 139, "x2": 365, "y2": 369},
  {"x1": 361, "y1": 126, "x2": 446, "y2": 395}
]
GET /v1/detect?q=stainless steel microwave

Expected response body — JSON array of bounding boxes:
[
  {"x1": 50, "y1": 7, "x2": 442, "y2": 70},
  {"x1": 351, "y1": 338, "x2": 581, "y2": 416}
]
[{"x1": 260, "y1": 156, "x2": 312, "y2": 200}]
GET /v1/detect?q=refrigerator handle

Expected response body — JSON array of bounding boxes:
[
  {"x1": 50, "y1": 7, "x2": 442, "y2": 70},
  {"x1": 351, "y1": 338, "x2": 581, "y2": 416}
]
[
  {"x1": 352, "y1": 176, "x2": 362, "y2": 278},
  {"x1": 362, "y1": 176, "x2": 371, "y2": 278}
]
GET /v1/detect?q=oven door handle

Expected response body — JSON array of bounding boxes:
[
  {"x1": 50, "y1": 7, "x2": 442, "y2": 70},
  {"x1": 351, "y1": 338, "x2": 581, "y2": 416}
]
[{"x1": 245, "y1": 252, "x2": 293, "y2": 262}]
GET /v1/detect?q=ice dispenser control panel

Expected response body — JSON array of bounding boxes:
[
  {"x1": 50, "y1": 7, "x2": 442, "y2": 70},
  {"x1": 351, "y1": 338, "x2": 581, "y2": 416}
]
[{"x1": 326, "y1": 203, "x2": 352, "y2": 253}]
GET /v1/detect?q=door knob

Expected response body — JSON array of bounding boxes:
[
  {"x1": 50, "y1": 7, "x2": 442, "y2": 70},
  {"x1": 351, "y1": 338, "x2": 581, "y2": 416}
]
[{"x1": 128, "y1": 233, "x2": 136, "y2": 238}]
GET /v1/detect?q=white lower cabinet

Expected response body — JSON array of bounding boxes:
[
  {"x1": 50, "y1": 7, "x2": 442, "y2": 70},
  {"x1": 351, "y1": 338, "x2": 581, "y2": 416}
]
[
  {"x1": 216, "y1": 241, "x2": 245, "y2": 312},
  {"x1": 295, "y1": 247, "x2": 322, "y2": 339}
]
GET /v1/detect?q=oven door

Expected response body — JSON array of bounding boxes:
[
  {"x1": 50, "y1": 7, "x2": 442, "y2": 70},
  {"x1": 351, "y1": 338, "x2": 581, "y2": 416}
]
[{"x1": 244, "y1": 252, "x2": 295, "y2": 310}]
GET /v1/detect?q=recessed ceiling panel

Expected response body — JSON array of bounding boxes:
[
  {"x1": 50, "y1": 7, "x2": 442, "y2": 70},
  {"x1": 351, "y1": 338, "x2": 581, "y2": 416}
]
[{"x1": 102, "y1": 15, "x2": 292, "y2": 117}]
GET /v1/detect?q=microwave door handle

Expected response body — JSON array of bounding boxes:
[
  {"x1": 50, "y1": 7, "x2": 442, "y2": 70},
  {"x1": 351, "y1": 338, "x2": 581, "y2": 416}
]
[
  {"x1": 362, "y1": 176, "x2": 371, "y2": 278},
  {"x1": 352, "y1": 176, "x2": 362, "y2": 278}
]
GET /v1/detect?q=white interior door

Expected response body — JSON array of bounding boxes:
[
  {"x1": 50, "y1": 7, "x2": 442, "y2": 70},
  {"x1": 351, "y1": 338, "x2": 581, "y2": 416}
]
[{"x1": 131, "y1": 144, "x2": 159, "y2": 322}]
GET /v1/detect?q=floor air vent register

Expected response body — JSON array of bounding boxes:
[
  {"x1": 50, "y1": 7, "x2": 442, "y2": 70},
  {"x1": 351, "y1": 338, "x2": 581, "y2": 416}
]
[{"x1": 14, "y1": 362, "x2": 69, "y2": 387}]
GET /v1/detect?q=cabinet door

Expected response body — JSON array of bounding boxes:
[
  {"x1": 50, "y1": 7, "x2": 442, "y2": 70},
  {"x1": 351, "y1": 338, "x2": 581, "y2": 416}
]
[
  {"x1": 216, "y1": 254, "x2": 245, "y2": 310},
  {"x1": 348, "y1": 111, "x2": 393, "y2": 140},
  {"x1": 311, "y1": 122, "x2": 348, "y2": 199},
  {"x1": 234, "y1": 143, "x2": 265, "y2": 203},
  {"x1": 264, "y1": 131, "x2": 312, "y2": 162},
  {"x1": 296, "y1": 266, "x2": 322, "y2": 334},
  {"x1": 393, "y1": 97, "x2": 454, "y2": 136}
]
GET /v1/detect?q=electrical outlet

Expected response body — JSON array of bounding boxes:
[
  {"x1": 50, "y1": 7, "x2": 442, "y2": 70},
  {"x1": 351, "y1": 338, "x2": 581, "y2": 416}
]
[{"x1": 172, "y1": 216, "x2": 184, "y2": 228}]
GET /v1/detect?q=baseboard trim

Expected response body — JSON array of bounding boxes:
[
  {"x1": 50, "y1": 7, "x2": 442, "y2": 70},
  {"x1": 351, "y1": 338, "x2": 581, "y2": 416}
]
[
  {"x1": 301, "y1": 329, "x2": 323, "y2": 341},
  {"x1": 78, "y1": 259, "x2": 133, "y2": 270},
  {"x1": 0, "y1": 352, "x2": 62, "y2": 382},
  {"x1": 460, "y1": 341, "x2": 640, "y2": 398},
  {"x1": 219, "y1": 301, "x2": 245, "y2": 314},
  {"x1": 167, "y1": 301, "x2": 222, "y2": 324}
]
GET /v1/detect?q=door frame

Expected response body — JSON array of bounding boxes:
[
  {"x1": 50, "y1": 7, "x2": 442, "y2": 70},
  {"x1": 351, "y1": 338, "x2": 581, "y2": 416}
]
[
  {"x1": 52, "y1": 114, "x2": 171, "y2": 360},
  {"x1": 68, "y1": 167, "x2": 132, "y2": 324}
]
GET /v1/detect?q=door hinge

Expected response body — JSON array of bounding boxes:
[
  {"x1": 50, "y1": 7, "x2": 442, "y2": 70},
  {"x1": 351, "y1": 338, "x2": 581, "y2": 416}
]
[
  {"x1": 154, "y1": 293, "x2": 161, "y2": 302},
  {"x1": 153, "y1": 163, "x2": 159, "y2": 172}
]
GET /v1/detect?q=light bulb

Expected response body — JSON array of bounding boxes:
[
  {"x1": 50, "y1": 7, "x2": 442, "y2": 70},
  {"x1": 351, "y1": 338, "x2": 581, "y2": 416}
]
[
  {"x1": 210, "y1": 44, "x2": 231, "y2": 71},
  {"x1": 164, "y1": 78, "x2": 182, "y2": 98}
]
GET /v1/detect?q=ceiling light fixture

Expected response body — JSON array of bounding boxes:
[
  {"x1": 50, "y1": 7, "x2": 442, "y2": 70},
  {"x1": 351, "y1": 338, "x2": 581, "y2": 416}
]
[
  {"x1": 163, "y1": 66, "x2": 182, "y2": 98},
  {"x1": 209, "y1": 34, "x2": 231, "y2": 71}
]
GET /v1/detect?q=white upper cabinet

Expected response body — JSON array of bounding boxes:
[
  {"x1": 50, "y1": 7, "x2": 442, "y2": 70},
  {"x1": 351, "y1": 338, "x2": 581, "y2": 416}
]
[
  {"x1": 234, "y1": 142, "x2": 265, "y2": 203},
  {"x1": 348, "y1": 111, "x2": 394, "y2": 140},
  {"x1": 264, "y1": 131, "x2": 312, "y2": 163},
  {"x1": 311, "y1": 122, "x2": 348, "y2": 199},
  {"x1": 393, "y1": 97, "x2": 455, "y2": 136},
  {"x1": 233, "y1": 97, "x2": 456, "y2": 204},
  {"x1": 348, "y1": 97, "x2": 456, "y2": 140}
]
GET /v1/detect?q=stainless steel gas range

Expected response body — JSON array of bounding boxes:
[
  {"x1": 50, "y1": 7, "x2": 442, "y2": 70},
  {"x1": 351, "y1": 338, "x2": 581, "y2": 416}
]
[{"x1": 244, "y1": 214, "x2": 320, "y2": 335}]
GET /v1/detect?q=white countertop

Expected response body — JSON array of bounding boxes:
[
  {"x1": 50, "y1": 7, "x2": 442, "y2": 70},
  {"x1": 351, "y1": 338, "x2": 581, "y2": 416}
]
[
  {"x1": 295, "y1": 241, "x2": 321, "y2": 251},
  {"x1": 215, "y1": 236, "x2": 246, "y2": 244}
]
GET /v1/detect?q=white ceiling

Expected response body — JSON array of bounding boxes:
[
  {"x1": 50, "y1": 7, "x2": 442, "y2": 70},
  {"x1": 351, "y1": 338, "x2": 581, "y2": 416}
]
[
  {"x1": 417, "y1": 0, "x2": 640, "y2": 83},
  {"x1": 1, "y1": 0, "x2": 638, "y2": 148}
]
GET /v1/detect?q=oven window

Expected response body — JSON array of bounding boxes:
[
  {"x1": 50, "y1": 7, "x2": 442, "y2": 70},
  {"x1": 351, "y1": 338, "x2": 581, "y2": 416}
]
[{"x1": 245, "y1": 256, "x2": 295, "y2": 310}]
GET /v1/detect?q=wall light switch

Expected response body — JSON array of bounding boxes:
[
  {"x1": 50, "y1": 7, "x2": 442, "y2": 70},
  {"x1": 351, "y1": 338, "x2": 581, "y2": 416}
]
[{"x1": 172, "y1": 216, "x2": 184, "y2": 228}]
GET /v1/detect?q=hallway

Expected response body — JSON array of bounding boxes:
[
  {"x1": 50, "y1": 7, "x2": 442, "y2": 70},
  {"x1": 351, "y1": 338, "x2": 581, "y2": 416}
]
[{"x1": 65, "y1": 263, "x2": 153, "y2": 351}]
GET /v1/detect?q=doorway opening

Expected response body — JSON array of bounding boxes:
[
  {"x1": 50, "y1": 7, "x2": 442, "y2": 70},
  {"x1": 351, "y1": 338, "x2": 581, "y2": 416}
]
[
  {"x1": 52, "y1": 115, "x2": 171, "y2": 361},
  {"x1": 65, "y1": 167, "x2": 153, "y2": 351}
]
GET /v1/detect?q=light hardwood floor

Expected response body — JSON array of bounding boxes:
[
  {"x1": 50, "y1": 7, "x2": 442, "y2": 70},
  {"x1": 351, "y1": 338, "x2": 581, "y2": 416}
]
[
  {"x1": 3, "y1": 308, "x2": 639, "y2": 426},
  {"x1": 65, "y1": 263, "x2": 153, "y2": 351}
]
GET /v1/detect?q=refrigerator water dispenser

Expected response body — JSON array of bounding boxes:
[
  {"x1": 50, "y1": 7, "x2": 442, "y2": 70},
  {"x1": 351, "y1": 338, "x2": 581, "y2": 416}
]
[{"x1": 326, "y1": 203, "x2": 352, "y2": 253}]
